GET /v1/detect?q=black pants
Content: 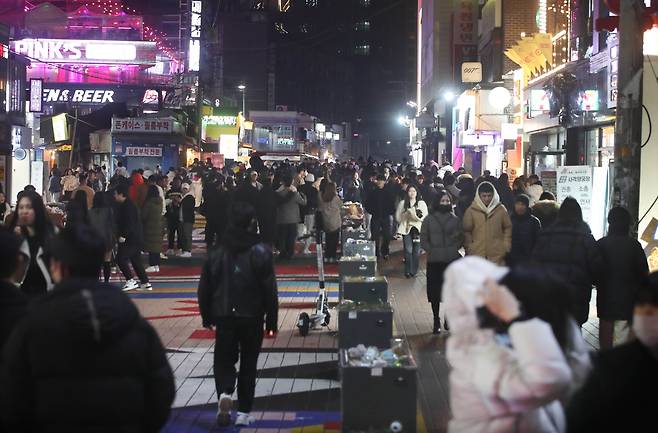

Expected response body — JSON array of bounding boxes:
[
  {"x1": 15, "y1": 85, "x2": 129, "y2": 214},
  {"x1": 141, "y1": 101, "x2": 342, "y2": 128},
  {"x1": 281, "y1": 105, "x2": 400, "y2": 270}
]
[
  {"x1": 148, "y1": 252, "x2": 161, "y2": 267},
  {"x1": 117, "y1": 244, "x2": 149, "y2": 283},
  {"x1": 325, "y1": 229, "x2": 339, "y2": 259},
  {"x1": 370, "y1": 216, "x2": 392, "y2": 258},
  {"x1": 277, "y1": 223, "x2": 297, "y2": 259},
  {"x1": 205, "y1": 221, "x2": 223, "y2": 248},
  {"x1": 167, "y1": 223, "x2": 181, "y2": 250},
  {"x1": 213, "y1": 317, "x2": 264, "y2": 413}
]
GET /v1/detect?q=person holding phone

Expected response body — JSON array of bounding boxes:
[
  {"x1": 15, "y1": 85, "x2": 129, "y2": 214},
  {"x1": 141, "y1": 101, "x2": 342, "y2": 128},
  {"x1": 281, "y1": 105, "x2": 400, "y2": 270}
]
[
  {"x1": 396, "y1": 184, "x2": 428, "y2": 278},
  {"x1": 442, "y1": 256, "x2": 589, "y2": 433}
]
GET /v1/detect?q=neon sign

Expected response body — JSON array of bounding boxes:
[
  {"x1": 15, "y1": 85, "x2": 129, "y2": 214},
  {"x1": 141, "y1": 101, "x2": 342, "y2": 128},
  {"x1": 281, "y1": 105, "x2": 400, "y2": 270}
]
[
  {"x1": 44, "y1": 88, "x2": 115, "y2": 104},
  {"x1": 11, "y1": 39, "x2": 156, "y2": 65},
  {"x1": 188, "y1": 1, "x2": 202, "y2": 71}
]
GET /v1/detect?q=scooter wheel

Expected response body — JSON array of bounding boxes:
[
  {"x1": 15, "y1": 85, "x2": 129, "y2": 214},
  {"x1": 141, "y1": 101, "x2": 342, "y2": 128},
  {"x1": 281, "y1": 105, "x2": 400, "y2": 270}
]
[{"x1": 297, "y1": 312, "x2": 310, "y2": 336}]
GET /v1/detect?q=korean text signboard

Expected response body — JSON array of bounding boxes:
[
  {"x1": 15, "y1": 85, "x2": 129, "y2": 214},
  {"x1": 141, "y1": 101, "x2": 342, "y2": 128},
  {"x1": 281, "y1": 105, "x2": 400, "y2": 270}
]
[
  {"x1": 557, "y1": 165, "x2": 593, "y2": 221},
  {"x1": 453, "y1": 0, "x2": 478, "y2": 81},
  {"x1": 125, "y1": 147, "x2": 162, "y2": 157},
  {"x1": 112, "y1": 118, "x2": 173, "y2": 134}
]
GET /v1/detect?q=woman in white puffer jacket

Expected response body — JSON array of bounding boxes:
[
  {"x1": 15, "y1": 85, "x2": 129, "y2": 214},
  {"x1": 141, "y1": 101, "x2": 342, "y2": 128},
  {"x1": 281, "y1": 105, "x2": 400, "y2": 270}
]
[{"x1": 443, "y1": 257, "x2": 591, "y2": 433}]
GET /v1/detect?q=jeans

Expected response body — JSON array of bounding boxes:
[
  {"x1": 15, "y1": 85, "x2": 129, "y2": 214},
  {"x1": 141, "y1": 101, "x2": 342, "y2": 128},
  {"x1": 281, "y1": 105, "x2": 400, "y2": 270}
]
[
  {"x1": 370, "y1": 216, "x2": 392, "y2": 258},
  {"x1": 213, "y1": 316, "x2": 264, "y2": 413},
  {"x1": 117, "y1": 243, "x2": 149, "y2": 283},
  {"x1": 325, "y1": 229, "x2": 339, "y2": 259},
  {"x1": 277, "y1": 223, "x2": 297, "y2": 259},
  {"x1": 181, "y1": 222, "x2": 194, "y2": 252},
  {"x1": 302, "y1": 213, "x2": 316, "y2": 251},
  {"x1": 402, "y1": 233, "x2": 420, "y2": 275},
  {"x1": 50, "y1": 191, "x2": 61, "y2": 203},
  {"x1": 148, "y1": 252, "x2": 161, "y2": 267}
]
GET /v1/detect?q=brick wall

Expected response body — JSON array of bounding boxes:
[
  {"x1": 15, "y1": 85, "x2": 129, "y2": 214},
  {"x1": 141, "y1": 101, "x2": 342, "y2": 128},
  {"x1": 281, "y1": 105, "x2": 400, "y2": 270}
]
[{"x1": 502, "y1": 0, "x2": 539, "y2": 75}]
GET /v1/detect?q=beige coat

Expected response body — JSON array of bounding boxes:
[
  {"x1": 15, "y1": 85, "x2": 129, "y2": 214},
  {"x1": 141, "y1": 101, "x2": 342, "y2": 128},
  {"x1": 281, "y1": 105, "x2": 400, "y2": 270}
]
[
  {"x1": 462, "y1": 182, "x2": 512, "y2": 265},
  {"x1": 395, "y1": 199, "x2": 428, "y2": 236}
]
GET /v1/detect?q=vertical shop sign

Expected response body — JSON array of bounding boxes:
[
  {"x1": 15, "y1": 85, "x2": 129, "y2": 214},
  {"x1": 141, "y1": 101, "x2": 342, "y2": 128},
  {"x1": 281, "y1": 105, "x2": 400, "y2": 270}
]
[
  {"x1": 453, "y1": 0, "x2": 478, "y2": 80},
  {"x1": 188, "y1": 1, "x2": 202, "y2": 71}
]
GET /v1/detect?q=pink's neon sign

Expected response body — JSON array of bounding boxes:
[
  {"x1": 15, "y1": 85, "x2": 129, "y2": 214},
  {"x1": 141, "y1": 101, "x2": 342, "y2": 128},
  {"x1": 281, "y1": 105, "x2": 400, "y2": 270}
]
[{"x1": 11, "y1": 38, "x2": 157, "y2": 65}]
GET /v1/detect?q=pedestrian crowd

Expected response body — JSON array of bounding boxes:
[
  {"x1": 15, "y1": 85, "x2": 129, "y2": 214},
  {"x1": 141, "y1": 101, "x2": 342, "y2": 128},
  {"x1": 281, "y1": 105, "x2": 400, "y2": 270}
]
[{"x1": 0, "y1": 154, "x2": 655, "y2": 432}]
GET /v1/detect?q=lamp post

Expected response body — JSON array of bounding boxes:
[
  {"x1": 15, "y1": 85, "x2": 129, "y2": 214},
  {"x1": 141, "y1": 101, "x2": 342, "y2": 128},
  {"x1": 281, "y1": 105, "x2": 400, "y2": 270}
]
[{"x1": 237, "y1": 84, "x2": 246, "y2": 115}]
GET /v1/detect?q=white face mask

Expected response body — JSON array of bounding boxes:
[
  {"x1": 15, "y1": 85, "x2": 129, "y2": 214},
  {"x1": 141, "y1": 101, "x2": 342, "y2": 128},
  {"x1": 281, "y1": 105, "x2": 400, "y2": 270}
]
[{"x1": 633, "y1": 314, "x2": 658, "y2": 349}]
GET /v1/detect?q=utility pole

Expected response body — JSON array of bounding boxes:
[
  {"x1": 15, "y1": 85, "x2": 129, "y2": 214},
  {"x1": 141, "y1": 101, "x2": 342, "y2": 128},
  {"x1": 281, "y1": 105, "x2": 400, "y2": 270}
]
[{"x1": 613, "y1": 0, "x2": 644, "y2": 236}]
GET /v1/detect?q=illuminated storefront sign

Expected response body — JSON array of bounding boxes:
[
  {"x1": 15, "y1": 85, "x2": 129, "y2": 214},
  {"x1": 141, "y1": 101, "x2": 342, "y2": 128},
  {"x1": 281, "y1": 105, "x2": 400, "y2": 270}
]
[
  {"x1": 112, "y1": 118, "x2": 174, "y2": 134},
  {"x1": 126, "y1": 146, "x2": 163, "y2": 157},
  {"x1": 11, "y1": 39, "x2": 156, "y2": 65},
  {"x1": 44, "y1": 88, "x2": 115, "y2": 104},
  {"x1": 202, "y1": 115, "x2": 237, "y2": 126},
  {"x1": 39, "y1": 83, "x2": 177, "y2": 107},
  {"x1": 188, "y1": 1, "x2": 202, "y2": 71},
  {"x1": 29, "y1": 78, "x2": 42, "y2": 112}
]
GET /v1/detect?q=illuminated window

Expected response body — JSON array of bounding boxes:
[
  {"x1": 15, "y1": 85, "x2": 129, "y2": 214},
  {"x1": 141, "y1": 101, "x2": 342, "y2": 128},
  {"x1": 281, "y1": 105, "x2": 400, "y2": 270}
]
[
  {"x1": 275, "y1": 23, "x2": 289, "y2": 34},
  {"x1": 278, "y1": 0, "x2": 291, "y2": 12},
  {"x1": 354, "y1": 44, "x2": 370, "y2": 55},
  {"x1": 305, "y1": 0, "x2": 318, "y2": 6},
  {"x1": 354, "y1": 21, "x2": 371, "y2": 31},
  {"x1": 360, "y1": 0, "x2": 371, "y2": 6}
]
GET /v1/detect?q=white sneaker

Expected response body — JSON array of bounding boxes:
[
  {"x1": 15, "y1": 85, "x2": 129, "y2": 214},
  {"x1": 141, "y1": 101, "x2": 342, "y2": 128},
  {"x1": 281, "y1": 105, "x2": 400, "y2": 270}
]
[
  {"x1": 160, "y1": 253, "x2": 169, "y2": 260},
  {"x1": 302, "y1": 249, "x2": 311, "y2": 255},
  {"x1": 145, "y1": 266, "x2": 159, "y2": 273},
  {"x1": 179, "y1": 251, "x2": 192, "y2": 258},
  {"x1": 122, "y1": 279, "x2": 139, "y2": 291},
  {"x1": 166, "y1": 249, "x2": 175, "y2": 255},
  {"x1": 235, "y1": 412, "x2": 255, "y2": 426},
  {"x1": 140, "y1": 282, "x2": 153, "y2": 291},
  {"x1": 216, "y1": 393, "x2": 233, "y2": 427}
]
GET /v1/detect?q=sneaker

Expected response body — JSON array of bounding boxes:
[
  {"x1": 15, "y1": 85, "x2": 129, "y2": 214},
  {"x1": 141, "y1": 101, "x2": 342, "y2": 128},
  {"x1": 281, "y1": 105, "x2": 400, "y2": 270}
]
[
  {"x1": 235, "y1": 412, "x2": 256, "y2": 427},
  {"x1": 179, "y1": 251, "x2": 192, "y2": 258},
  {"x1": 166, "y1": 249, "x2": 175, "y2": 255},
  {"x1": 216, "y1": 393, "x2": 233, "y2": 427},
  {"x1": 160, "y1": 253, "x2": 169, "y2": 260},
  {"x1": 140, "y1": 282, "x2": 153, "y2": 291},
  {"x1": 122, "y1": 279, "x2": 139, "y2": 292},
  {"x1": 145, "y1": 266, "x2": 159, "y2": 273}
]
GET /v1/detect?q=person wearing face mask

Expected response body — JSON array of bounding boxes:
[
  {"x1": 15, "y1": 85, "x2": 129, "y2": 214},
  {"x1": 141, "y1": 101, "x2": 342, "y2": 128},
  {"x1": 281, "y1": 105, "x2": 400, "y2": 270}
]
[
  {"x1": 566, "y1": 272, "x2": 658, "y2": 433},
  {"x1": 420, "y1": 190, "x2": 463, "y2": 334},
  {"x1": 443, "y1": 257, "x2": 589, "y2": 433},
  {"x1": 462, "y1": 181, "x2": 512, "y2": 265}
]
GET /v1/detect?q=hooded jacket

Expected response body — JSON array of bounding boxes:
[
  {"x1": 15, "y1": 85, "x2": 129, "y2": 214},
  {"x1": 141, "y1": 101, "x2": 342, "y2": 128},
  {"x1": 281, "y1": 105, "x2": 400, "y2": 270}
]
[
  {"x1": 197, "y1": 230, "x2": 278, "y2": 332},
  {"x1": 442, "y1": 257, "x2": 572, "y2": 433},
  {"x1": 462, "y1": 182, "x2": 512, "y2": 265},
  {"x1": 0, "y1": 279, "x2": 175, "y2": 433}
]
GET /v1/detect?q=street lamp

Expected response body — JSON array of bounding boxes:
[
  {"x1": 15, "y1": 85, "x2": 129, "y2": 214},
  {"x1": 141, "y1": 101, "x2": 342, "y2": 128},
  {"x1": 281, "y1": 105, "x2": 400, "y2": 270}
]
[
  {"x1": 237, "y1": 84, "x2": 246, "y2": 115},
  {"x1": 443, "y1": 90, "x2": 455, "y2": 102}
]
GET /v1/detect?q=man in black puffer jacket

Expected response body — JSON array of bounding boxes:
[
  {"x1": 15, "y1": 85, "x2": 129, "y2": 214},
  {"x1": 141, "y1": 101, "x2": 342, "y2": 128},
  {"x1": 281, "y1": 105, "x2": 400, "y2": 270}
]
[
  {"x1": 0, "y1": 224, "x2": 175, "y2": 433},
  {"x1": 197, "y1": 202, "x2": 278, "y2": 428}
]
